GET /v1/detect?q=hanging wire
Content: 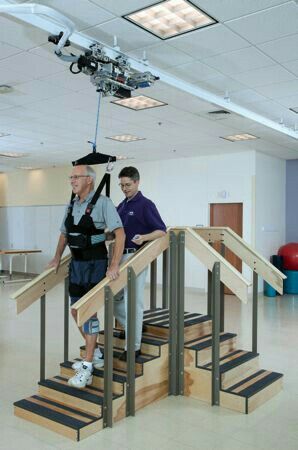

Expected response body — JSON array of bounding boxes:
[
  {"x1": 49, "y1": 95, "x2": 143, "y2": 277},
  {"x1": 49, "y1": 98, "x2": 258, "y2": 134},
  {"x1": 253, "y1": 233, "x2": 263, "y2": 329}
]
[{"x1": 88, "y1": 91, "x2": 102, "y2": 153}]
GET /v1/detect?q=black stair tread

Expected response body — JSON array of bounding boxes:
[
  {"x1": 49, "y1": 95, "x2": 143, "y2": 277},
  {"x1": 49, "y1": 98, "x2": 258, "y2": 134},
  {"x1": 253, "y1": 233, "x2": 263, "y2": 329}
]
[
  {"x1": 200, "y1": 350, "x2": 259, "y2": 373},
  {"x1": 144, "y1": 314, "x2": 210, "y2": 329},
  {"x1": 14, "y1": 396, "x2": 101, "y2": 430},
  {"x1": 223, "y1": 370, "x2": 283, "y2": 398},
  {"x1": 38, "y1": 376, "x2": 120, "y2": 404},
  {"x1": 143, "y1": 312, "x2": 203, "y2": 328},
  {"x1": 61, "y1": 361, "x2": 127, "y2": 384},
  {"x1": 98, "y1": 329, "x2": 168, "y2": 346},
  {"x1": 185, "y1": 333, "x2": 237, "y2": 350},
  {"x1": 143, "y1": 308, "x2": 168, "y2": 319},
  {"x1": 97, "y1": 347, "x2": 158, "y2": 364}
]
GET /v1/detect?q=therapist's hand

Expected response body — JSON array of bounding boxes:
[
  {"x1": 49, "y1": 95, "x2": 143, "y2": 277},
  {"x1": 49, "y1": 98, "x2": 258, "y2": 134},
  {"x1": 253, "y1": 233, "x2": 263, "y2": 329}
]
[
  {"x1": 131, "y1": 234, "x2": 144, "y2": 246},
  {"x1": 106, "y1": 263, "x2": 120, "y2": 281}
]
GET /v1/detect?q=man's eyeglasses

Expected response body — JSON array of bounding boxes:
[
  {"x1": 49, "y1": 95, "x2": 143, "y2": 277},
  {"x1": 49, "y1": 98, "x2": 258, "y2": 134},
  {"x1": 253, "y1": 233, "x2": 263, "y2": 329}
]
[
  {"x1": 118, "y1": 182, "x2": 134, "y2": 188},
  {"x1": 69, "y1": 175, "x2": 90, "y2": 181}
]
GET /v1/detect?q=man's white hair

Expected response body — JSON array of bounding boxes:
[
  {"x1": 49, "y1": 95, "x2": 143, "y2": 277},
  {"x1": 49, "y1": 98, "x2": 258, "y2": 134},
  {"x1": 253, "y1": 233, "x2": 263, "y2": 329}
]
[{"x1": 85, "y1": 165, "x2": 96, "y2": 184}]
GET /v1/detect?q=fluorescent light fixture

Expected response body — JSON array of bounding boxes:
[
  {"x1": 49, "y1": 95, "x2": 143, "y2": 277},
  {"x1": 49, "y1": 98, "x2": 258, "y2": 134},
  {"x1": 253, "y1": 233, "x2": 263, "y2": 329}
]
[
  {"x1": 289, "y1": 107, "x2": 298, "y2": 114},
  {"x1": 111, "y1": 95, "x2": 167, "y2": 110},
  {"x1": 124, "y1": 0, "x2": 216, "y2": 39},
  {"x1": 0, "y1": 152, "x2": 28, "y2": 158},
  {"x1": 18, "y1": 166, "x2": 41, "y2": 170},
  {"x1": 221, "y1": 133, "x2": 259, "y2": 142},
  {"x1": 106, "y1": 134, "x2": 145, "y2": 142}
]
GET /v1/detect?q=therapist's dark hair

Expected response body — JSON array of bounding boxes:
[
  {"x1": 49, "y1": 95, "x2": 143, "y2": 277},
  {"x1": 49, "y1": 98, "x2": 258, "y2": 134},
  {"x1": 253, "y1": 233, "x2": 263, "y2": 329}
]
[{"x1": 118, "y1": 166, "x2": 140, "y2": 181}]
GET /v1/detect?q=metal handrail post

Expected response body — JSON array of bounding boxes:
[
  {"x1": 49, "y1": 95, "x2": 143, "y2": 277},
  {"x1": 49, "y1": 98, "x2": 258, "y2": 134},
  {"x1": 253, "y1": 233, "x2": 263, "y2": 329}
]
[
  {"x1": 252, "y1": 270, "x2": 258, "y2": 353},
  {"x1": 150, "y1": 259, "x2": 157, "y2": 309},
  {"x1": 211, "y1": 262, "x2": 221, "y2": 406},
  {"x1": 64, "y1": 276, "x2": 69, "y2": 362},
  {"x1": 177, "y1": 231, "x2": 185, "y2": 395},
  {"x1": 127, "y1": 267, "x2": 137, "y2": 416},
  {"x1": 220, "y1": 243, "x2": 225, "y2": 332},
  {"x1": 162, "y1": 249, "x2": 169, "y2": 309},
  {"x1": 103, "y1": 286, "x2": 113, "y2": 428},
  {"x1": 40, "y1": 294, "x2": 46, "y2": 381},
  {"x1": 169, "y1": 231, "x2": 178, "y2": 395}
]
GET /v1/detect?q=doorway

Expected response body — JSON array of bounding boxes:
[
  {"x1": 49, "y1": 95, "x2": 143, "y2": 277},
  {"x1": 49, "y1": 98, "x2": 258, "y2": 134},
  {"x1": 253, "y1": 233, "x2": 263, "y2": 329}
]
[{"x1": 210, "y1": 203, "x2": 243, "y2": 295}]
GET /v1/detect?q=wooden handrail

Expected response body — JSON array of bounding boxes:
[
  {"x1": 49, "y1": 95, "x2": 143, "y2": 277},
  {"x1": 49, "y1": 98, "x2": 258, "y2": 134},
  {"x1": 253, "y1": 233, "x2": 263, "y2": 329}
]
[
  {"x1": 73, "y1": 234, "x2": 169, "y2": 327},
  {"x1": 193, "y1": 227, "x2": 286, "y2": 294},
  {"x1": 11, "y1": 254, "x2": 71, "y2": 314},
  {"x1": 184, "y1": 227, "x2": 251, "y2": 303}
]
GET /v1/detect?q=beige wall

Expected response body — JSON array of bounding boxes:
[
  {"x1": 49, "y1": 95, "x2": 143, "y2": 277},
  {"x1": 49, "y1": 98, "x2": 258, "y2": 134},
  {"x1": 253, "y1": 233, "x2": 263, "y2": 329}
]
[{"x1": 0, "y1": 165, "x2": 106, "y2": 207}]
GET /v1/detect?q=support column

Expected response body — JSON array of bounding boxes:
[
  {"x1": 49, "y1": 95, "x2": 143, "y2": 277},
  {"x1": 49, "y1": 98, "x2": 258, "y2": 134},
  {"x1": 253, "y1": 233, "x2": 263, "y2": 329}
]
[
  {"x1": 103, "y1": 286, "x2": 113, "y2": 428},
  {"x1": 127, "y1": 267, "x2": 137, "y2": 416},
  {"x1": 177, "y1": 231, "x2": 185, "y2": 395},
  {"x1": 64, "y1": 277, "x2": 69, "y2": 362},
  {"x1": 169, "y1": 231, "x2": 178, "y2": 395},
  {"x1": 252, "y1": 270, "x2": 258, "y2": 354},
  {"x1": 40, "y1": 294, "x2": 46, "y2": 381},
  {"x1": 150, "y1": 260, "x2": 157, "y2": 310},
  {"x1": 162, "y1": 249, "x2": 169, "y2": 309},
  {"x1": 211, "y1": 262, "x2": 221, "y2": 406}
]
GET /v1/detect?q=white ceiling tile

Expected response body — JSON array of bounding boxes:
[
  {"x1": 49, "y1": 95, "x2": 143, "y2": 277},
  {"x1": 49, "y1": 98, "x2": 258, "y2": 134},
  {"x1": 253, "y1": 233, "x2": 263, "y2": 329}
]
[
  {"x1": 168, "y1": 24, "x2": 250, "y2": 59},
  {"x1": 254, "y1": 79, "x2": 298, "y2": 99},
  {"x1": 276, "y1": 93, "x2": 298, "y2": 108},
  {"x1": 249, "y1": 99, "x2": 296, "y2": 124},
  {"x1": 0, "y1": 42, "x2": 22, "y2": 60},
  {"x1": 88, "y1": 0, "x2": 155, "y2": 16},
  {"x1": 0, "y1": 67, "x2": 33, "y2": 86},
  {"x1": 0, "y1": 16, "x2": 48, "y2": 50},
  {"x1": 166, "y1": 61, "x2": 221, "y2": 83},
  {"x1": 40, "y1": 70, "x2": 91, "y2": 92},
  {"x1": 226, "y1": 3, "x2": 298, "y2": 44},
  {"x1": 283, "y1": 59, "x2": 298, "y2": 76},
  {"x1": 0, "y1": 52, "x2": 66, "y2": 79},
  {"x1": 29, "y1": 43, "x2": 73, "y2": 65},
  {"x1": 230, "y1": 89, "x2": 268, "y2": 105},
  {"x1": 128, "y1": 43, "x2": 194, "y2": 69},
  {"x1": 258, "y1": 33, "x2": 298, "y2": 63},
  {"x1": 230, "y1": 65, "x2": 297, "y2": 87},
  {"x1": 14, "y1": 80, "x2": 74, "y2": 100},
  {"x1": 84, "y1": 17, "x2": 159, "y2": 51},
  {"x1": 202, "y1": 47, "x2": 274, "y2": 75},
  {"x1": 191, "y1": 0, "x2": 291, "y2": 22},
  {"x1": 195, "y1": 75, "x2": 247, "y2": 95}
]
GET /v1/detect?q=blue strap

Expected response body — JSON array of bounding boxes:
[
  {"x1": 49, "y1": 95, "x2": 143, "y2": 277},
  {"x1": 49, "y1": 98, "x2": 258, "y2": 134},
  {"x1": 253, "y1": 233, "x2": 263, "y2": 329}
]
[{"x1": 88, "y1": 92, "x2": 102, "y2": 153}]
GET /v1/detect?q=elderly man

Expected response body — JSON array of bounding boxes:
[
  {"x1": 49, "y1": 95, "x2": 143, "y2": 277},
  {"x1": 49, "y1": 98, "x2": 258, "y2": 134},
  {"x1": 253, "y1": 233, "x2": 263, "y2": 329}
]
[{"x1": 49, "y1": 164, "x2": 125, "y2": 388}]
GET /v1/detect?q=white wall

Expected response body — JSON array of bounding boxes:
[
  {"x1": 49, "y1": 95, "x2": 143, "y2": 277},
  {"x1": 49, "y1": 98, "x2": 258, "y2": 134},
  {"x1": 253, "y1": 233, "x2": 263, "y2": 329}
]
[
  {"x1": 255, "y1": 152, "x2": 286, "y2": 261},
  {"x1": 0, "y1": 151, "x2": 257, "y2": 288}
]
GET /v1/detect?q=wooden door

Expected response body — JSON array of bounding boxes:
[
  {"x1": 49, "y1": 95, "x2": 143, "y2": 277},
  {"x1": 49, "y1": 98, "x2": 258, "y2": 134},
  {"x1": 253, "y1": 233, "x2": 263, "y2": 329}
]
[{"x1": 210, "y1": 203, "x2": 243, "y2": 295}]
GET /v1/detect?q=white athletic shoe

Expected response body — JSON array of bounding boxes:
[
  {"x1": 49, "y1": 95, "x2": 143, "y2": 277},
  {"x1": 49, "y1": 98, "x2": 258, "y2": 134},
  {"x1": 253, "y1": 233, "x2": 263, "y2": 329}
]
[
  {"x1": 68, "y1": 365, "x2": 93, "y2": 389},
  {"x1": 71, "y1": 348, "x2": 104, "y2": 370}
]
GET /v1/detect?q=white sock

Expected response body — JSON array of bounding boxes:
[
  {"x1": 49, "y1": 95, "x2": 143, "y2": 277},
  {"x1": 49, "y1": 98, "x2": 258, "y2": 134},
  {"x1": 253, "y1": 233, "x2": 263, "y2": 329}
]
[
  {"x1": 94, "y1": 348, "x2": 103, "y2": 358},
  {"x1": 82, "y1": 361, "x2": 93, "y2": 371}
]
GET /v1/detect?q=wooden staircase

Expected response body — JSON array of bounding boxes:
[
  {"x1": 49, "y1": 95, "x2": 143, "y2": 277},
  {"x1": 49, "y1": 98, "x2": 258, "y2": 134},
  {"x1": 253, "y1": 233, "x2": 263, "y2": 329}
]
[
  {"x1": 14, "y1": 307, "x2": 283, "y2": 441},
  {"x1": 14, "y1": 322, "x2": 169, "y2": 441}
]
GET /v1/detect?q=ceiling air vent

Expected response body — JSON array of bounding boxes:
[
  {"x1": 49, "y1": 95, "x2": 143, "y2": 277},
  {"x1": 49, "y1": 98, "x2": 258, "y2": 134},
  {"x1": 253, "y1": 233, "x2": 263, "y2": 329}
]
[{"x1": 206, "y1": 109, "x2": 231, "y2": 121}]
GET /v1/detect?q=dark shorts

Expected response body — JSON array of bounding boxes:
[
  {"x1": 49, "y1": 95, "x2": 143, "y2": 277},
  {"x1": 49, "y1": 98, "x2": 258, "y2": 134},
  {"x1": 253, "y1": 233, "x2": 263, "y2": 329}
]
[{"x1": 69, "y1": 259, "x2": 108, "y2": 305}]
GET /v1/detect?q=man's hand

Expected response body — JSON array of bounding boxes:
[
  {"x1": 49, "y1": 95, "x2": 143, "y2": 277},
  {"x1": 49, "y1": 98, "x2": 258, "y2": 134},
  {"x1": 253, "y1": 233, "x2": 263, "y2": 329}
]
[
  {"x1": 106, "y1": 263, "x2": 120, "y2": 281},
  {"x1": 47, "y1": 256, "x2": 61, "y2": 274},
  {"x1": 131, "y1": 234, "x2": 144, "y2": 246}
]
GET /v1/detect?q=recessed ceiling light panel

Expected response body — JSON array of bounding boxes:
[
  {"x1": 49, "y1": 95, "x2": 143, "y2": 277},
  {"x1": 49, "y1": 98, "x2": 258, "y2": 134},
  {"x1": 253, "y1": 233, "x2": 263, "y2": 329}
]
[
  {"x1": 111, "y1": 95, "x2": 167, "y2": 110},
  {"x1": 106, "y1": 134, "x2": 145, "y2": 142},
  {"x1": 0, "y1": 152, "x2": 28, "y2": 158},
  {"x1": 221, "y1": 134, "x2": 259, "y2": 142},
  {"x1": 124, "y1": 0, "x2": 217, "y2": 39}
]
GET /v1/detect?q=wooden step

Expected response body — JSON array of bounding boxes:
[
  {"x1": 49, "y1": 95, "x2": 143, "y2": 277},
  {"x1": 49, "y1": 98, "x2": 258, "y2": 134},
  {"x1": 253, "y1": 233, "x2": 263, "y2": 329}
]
[
  {"x1": 97, "y1": 329, "x2": 168, "y2": 356},
  {"x1": 221, "y1": 369, "x2": 283, "y2": 413},
  {"x1": 60, "y1": 361, "x2": 125, "y2": 396},
  {"x1": 14, "y1": 395, "x2": 102, "y2": 441},
  {"x1": 38, "y1": 376, "x2": 107, "y2": 416},
  {"x1": 80, "y1": 347, "x2": 158, "y2": 376},
  {"x1": 143, "y1": 308, "x2": 212, "y2": 341},
  {"x1": 185, "y1": 332, "x2": 237, "y2": 366},
  {"x1": 200, "y1": 350, "x2": 260, "y2": 389}
]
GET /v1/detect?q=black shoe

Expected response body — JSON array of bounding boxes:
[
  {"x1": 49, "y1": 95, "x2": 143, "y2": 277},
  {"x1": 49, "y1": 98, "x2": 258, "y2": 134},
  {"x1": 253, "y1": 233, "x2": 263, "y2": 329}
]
[
  {"x1": 118, "y1": 330, "x2": 125, "y2": 340},
  {"x1": 118, "y1": 350, "x2": 141, "y2": 362}
]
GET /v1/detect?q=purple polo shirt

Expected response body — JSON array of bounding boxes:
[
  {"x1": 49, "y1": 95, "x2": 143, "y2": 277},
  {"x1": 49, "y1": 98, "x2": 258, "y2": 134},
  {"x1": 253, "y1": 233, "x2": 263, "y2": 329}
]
[{"x1": 117, "y1": 191, "x2": 166, "y2": 249}]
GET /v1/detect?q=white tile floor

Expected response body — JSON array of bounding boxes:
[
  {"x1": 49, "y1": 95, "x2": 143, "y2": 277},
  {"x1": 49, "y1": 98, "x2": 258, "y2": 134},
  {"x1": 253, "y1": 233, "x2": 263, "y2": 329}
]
[{"x1": 1, "y1": 280, "x2": 298, "y2": 450}]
